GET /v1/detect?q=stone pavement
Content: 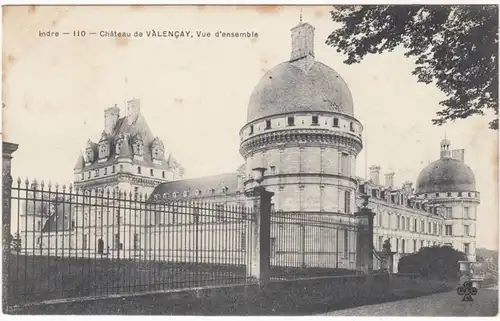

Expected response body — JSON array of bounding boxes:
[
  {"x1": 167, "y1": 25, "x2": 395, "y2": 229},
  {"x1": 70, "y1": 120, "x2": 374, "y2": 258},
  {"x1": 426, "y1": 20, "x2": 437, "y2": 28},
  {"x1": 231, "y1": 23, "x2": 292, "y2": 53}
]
[{"x1": 322, "y1": 287, "x2": 498, "y2": 316}]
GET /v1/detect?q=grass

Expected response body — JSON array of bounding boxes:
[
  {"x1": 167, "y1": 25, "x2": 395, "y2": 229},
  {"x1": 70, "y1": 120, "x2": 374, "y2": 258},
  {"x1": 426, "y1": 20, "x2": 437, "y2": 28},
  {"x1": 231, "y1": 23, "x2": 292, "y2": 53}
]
[{"x1": 7, "y1": 254, "x2": 357, "y2": 306}]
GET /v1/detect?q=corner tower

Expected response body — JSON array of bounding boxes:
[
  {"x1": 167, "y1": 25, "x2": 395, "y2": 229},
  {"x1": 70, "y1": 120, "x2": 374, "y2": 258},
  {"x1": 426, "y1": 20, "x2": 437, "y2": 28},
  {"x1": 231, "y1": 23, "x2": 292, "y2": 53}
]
[
  {"x1": 415, "y1": 138, "x2": 479, "y2": 261},
  {"x1": 239, "y1": 18, "x2": 363, "y2": 216}
]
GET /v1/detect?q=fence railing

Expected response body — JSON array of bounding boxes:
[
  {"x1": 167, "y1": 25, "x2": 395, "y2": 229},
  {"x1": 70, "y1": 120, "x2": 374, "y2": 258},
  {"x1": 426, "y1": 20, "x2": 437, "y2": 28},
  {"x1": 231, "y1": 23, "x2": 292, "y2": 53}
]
[
  {"x1": 8, "y1": 181, "x2": 255, "y2": 305},
  {"x1": 269, "y1": 211, "x2": 360, "y2": 279}
]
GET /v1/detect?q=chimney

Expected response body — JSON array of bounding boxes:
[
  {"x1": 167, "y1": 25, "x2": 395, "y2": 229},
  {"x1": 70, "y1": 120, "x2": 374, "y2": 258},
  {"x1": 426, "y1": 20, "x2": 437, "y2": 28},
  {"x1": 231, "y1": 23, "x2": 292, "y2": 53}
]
[
  {"x1": 104, "y1": 104, "x2": 120, "y2": 134},
  {"x1": 452, "y1": 149, "x2": 465, "y2": 162},
  {"x1": 369, "y1": 165, "x2": 381, "y2": 185},
  {"x1": 384, "y1": 172, "x2": 395, "y2": 188},
  {"x1": 289, "y1": 18, "x2": 315, "y2": 72},
  {"x1": 127, "y1": 98, "x2": 140, "y2": 125}
]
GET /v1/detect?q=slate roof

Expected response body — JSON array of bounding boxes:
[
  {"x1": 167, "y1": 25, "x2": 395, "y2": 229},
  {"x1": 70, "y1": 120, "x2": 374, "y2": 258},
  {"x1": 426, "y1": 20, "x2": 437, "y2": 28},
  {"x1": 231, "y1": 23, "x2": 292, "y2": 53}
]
[{"x1": 150, "y1": 172, "x2": 240, "y2": 201}]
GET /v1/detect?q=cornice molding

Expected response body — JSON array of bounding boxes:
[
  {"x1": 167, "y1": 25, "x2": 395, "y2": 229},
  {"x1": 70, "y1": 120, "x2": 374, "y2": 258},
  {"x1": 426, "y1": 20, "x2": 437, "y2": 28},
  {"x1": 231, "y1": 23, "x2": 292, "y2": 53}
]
[{"x1": 239, "y1": 128, "x2": 362, "y2": 157}]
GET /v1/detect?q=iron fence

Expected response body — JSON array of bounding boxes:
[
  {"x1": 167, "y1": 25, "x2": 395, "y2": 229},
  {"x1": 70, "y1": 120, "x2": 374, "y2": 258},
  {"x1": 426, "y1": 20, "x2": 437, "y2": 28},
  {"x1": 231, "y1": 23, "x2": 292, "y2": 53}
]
[
  {"x1": 270, "y1": 211, "x2": 360, "y2": 279},
  {"x1": 8, "y1": 179, "x2": 255, "y2": 306}
]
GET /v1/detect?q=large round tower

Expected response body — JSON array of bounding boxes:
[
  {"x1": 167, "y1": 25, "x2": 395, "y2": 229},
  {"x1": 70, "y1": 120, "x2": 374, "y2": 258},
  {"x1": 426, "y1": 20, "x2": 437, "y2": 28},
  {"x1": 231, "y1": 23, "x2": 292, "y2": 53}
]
[
  {"x1": 239, "y1": 19, "x2": 363, "y2": 216},
  {"x1": 415, "y1": 138, "x2": 479, "y2": 261}
]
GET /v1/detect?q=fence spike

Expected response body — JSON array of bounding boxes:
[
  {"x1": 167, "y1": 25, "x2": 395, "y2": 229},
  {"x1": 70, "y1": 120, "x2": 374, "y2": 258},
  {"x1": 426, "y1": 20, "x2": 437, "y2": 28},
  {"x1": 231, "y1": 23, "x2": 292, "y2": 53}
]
[
  {"x1": 40, "y1": 180, "x2": 45, "y2": 189},
  {"x1": 55, "y1": 182, "x2": 59, "y2": 191},
  {"x1": 24, "y1": 178, "x2": 29, "y2": 186},
  {"x1": 62, "y1": 184, "x2": 67, "y2": 191},
  {"x1": 17, "y1": 177, "x2": 21, "y2": 185}
]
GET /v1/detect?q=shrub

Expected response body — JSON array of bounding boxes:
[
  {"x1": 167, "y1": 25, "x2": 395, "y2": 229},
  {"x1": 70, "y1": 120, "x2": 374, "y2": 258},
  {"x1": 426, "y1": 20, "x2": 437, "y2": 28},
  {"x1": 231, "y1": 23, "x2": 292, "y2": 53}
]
[{"x1": 398, "y1": 245, "x2": 466, "y2": 280}]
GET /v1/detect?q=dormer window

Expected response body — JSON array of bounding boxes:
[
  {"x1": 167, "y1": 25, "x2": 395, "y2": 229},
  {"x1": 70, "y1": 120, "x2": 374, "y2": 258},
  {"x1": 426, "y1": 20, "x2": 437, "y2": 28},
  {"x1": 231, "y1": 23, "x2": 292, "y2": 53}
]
[
  {"x1": 311, "y1": 115, "x2": 319, "y2": 125},
  {"x1": 222, "y1": 186, "x2": 228, "y2": 193},
  {"x1": 183, "y1": 190, "x2": 189, "y2": 198},
  {"x1": 435, "y1": 193, "x2": 439, "y2": 197},
  {"x1": 333, "y1": 117, "x2": 339, "y2": 127},
  {"x1": 447, "y1": 192, "x2": 452, "y2": 197},
  {"x1": 287, "y1": 116, "x2": 295, "y2": 126},
  {"x1": 195, "y1": 189, "x2": 202, "y2": 196},
  {"x1": 115, "y1": 139, "x2": 123, "y2": 155},
  {"x1": 133, "y1": 141, "x2": 144, "y2": 157},
  {"x1": 265, "y1": 120, "x2": 271, "y2": 130},
  {"x1": 209, "y1": 188, "x2": 215, "y2": 195},
  {"x1": 85, "y1": 148, "x2": 94, "y2": 163},
  {"x1": 173, "y1": 192, "x2": 178, "y2": 199}
]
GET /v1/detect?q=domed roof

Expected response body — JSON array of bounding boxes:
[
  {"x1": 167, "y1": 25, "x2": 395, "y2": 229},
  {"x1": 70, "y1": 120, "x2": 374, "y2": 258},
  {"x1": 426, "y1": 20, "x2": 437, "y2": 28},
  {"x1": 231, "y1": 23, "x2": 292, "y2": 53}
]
[
  {"x1": 247, "y1": 61, "x2": 354, "y2": 122},
  {"x1": 415, "y1": 158, "x2": 476, "y2": 194}
]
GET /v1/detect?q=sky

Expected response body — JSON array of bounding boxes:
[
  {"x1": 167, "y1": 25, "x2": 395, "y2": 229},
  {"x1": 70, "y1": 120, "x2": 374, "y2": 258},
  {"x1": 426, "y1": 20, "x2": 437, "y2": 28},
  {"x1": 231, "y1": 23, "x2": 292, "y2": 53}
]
[{"x1": 2, "y1": 5, "x2": 499, "y2": 250}]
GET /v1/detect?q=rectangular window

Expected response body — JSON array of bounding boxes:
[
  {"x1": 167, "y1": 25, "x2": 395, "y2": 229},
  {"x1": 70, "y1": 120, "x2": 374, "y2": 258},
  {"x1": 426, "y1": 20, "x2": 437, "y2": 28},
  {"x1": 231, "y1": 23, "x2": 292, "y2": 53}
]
[
  {"x1": 391, "y1": 195, "x2": 396, "y2": 203},
  {"x1": 215, "y1": 204, "x2": 224, "y2": 222},
  {"x1": 433, "y1": 223, "x2": 437, "y2": 235},
  {"x1": 249, "y1": 125, "x2": 254, "y2": 135},
  {"x1": 378, "y1": 236, "x2": 384, "y2": 251},
  {"x1": 119, "y1": 164, "x2": 123, "y2": 172},
  {"x1": 162, "y1": 171, "x2": 165, "y2": 178},
  {"x1": 112, "y1": 165, "x2": 115, "y2": 173},
  {"x1": 114, "y1": 234, "x2": 120, "y2": 249},
  {"x1": 104, "y1": 167, "x2": 108, "y2": 175},
  {"x1": 445, "y1": 225, "x2": 453, "y2": 236},
  {"x1": 137, "y1": 166, "x2": 141, "y2": 174},
  {"x1": 464, "y1": 207, "x2": 470, "y2": 219},
  {"x1": 464, "y1": 243, "x2": 470, "y2": 257},
  {"x1": 83, "y1": 235, "x2": 88, "y2": 250},
  {"x1": 312, "y1": 115, "x2": 319, "y2": 125},
  {"x1": 344, "y1": 190, "x2": 351, "y2": 214},
  {"x1": 340, "y1": 152, "x2": 350, "y2": 176},
  {"x1": 287, "y1": 116, "x2": 295, "y2": 126},
  {"x1": 464, "y1": 225, "x2": 470, "y2": 236},
  {"x1": 414, "y1": 219, "x2": 417, "y2": 232},
  {"x1": 402, "y1": 239, "x2": 406, "y2": 254},
  {"x1": 447, "y1": 192, "x2": 452, "y2": 197},
  {"x1": 413, "y1": 239, "x2": 417, "y2": 253},
  {"x1": 241, "y1": 231, "x2": 247, "y2": 251},
  {"x1": 270, "y1": 237, "x2": 276, "y2": 259},
  {"x1": 406, "y1": 217, "x2": 410, "y2": 231},
  {"x1": 150, "y1": 169, "x2": 154, "y2": 176},
  {"x1": 349, "y1": 122, "x2": 354, "y2": 132},
  {"x1": 421, "y1": 240, "x2": 424, "y2": 248},
  {"x1": 397, "y1": 216, "x2": 400, "y2": 229},
  {"x1": 396, "y1": 239, "x2": 399, "y2": 253},
  {"x1": 428, "y1": 222, "x2": 432, "y2": 234},
  {"x1": 343, "y1": 229, "x2": 349, "y2": 257},
  {"x1": 401, "y1": 217, "x2": 405, "y2": 230},
  {"x1": 134, "y1": 186, "x2": 139, "y2": 198},
  {"x1": 270, "y1": 166, "x2": 276, "y2": 174},
  {"x1": 95, "y1": 170, "x2": 99, "y2": 177},
  {"x1": 265, "y1": 119, "x2": 271, "y2": 130},
  {"x1": 133, "y1": 234, "x2": 139, "y2": 250},
  {"x1": 372, "y1": 189, "x2": 377, "y2": 198},
  {"x1": 333, "y1": 117, "x2": 339, "y2": 127}
]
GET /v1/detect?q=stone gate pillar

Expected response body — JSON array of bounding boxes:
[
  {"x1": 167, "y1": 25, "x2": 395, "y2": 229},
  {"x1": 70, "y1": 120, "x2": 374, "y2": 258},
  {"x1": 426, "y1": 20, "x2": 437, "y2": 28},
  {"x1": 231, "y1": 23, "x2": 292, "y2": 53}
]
[
  {"x1": 354, "y1": 195, "x2": 376, "y2": 273},
  {"x1": 3, "y1": 141, "x2": 18, "y2": 312},
  {"x1": 244, "y1": 168, "x2": 274, "y2": 286}
]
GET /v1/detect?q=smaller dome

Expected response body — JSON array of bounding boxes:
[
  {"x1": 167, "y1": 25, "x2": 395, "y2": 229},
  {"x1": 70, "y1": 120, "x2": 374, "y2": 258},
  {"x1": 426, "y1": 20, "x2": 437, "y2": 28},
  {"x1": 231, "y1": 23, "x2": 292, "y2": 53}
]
[{"x1": 416, "y1": 158, "x2": 476, "y2": 194}]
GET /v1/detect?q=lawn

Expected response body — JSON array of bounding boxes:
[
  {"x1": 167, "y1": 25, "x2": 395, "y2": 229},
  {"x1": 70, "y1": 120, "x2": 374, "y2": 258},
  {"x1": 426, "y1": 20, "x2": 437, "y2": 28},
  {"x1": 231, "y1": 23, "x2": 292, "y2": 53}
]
[{"x1": 7, "y1": 254, "x2": 358, "y2": 306}]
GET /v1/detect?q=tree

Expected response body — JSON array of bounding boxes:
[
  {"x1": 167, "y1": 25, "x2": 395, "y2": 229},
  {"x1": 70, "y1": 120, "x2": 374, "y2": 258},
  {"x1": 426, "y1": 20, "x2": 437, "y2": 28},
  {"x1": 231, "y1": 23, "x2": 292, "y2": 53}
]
[
  {"x1": 327, "y1": 5, "x2": 498, "y2": 129},
  {"x1": 398, "y1": 245, "x2": 466, "y2": 279}
]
